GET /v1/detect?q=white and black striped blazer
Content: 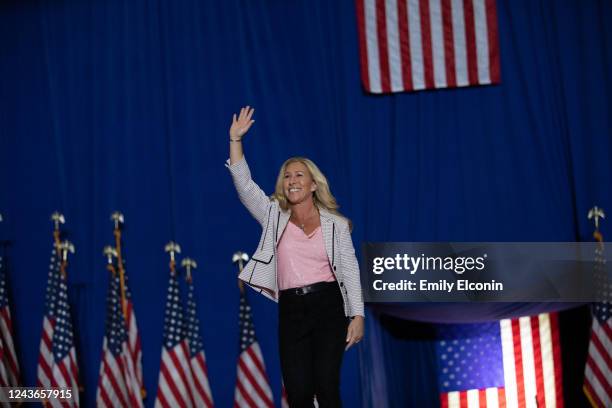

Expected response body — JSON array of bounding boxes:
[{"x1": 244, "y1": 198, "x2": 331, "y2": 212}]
[{"x1": 227, "y1": 157, "x2": 364, "y2": 317}]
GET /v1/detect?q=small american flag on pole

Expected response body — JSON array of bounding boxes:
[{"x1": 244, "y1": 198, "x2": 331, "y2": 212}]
[
  {"x1": 583, "y1": 227, "x2": 611, "y2": 408},
  {"x1": 584, "y1": 295, "x2": 612, "y2": 408},
  {"x1": 96, "y1": 270, "x2": 144, "y2": 407},
  {"x1": 36, "y1": 248, "x2": 80, "y2": 407},
  {"x1": 438, "y1": 312, "x2": 563, "y2": 408},
  {"x1": 184, "y1": 278, "x2": 214, "y2": 407},
  {"x1": 123, "y1": 270, "x2": 144, "y2": 399},
  {"x1": 0, "y1": 254, "x2": 20, "y2": 389},
  {"x1": 233, "y1": 291, "x2": 274, "y2": 408},
  {"x1": 155, "y1": 270, "x2": 196, "y2": 408},
  {"x1": 355, "y1": 0, "x2": 500, "y2": 93}
]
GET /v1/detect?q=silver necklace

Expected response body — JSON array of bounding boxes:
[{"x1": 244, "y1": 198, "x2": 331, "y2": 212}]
[{"x1": 293, "y1": 209, "x2": 317, "y2": 231}]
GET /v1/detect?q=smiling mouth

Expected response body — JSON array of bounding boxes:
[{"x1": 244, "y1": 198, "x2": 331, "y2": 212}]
[{"x1": 289, "y1": 188, "x2": 301, "y2": 193}]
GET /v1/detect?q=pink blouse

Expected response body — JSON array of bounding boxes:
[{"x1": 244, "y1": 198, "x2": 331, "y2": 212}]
[{"x1": 277, "y1": 222, "x2": 336, "y2": 290}]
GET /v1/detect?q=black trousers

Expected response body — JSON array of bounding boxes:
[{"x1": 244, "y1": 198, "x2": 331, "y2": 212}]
[{"x1": 279, "y1": 282, "x2": 349, "y2": 408}]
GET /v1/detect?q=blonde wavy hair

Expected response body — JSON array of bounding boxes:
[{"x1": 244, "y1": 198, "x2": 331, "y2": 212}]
[{"x1": 272, "y1": 157, "x2": 351, "y2": 229}]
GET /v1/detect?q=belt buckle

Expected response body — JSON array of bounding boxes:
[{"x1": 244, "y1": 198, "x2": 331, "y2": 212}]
[{"x1": 295, "y1": 287, "x2": 306, "y2": 295}]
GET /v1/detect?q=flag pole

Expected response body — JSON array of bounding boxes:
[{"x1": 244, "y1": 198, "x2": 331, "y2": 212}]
[
  {"x1": 232, "y1": 251, "x2": 249, "y2": 293},
  {"x1": 110, "y1": 212, "x2": 128, "y2": 319},
  {"x1": 58, "y1": 239, "x2": 81, "y2": 395},
  {"x1": 103, "y1": 246, "x2": 118, "y2": 277},
  {"x1": 164, "y1": 241, "x2": 182, "y2": 277},
  {"x1": 583, "y1": 205, "x2": 606, "y2": 408},
  {"x1": 588, "y1": 206, "x2": 605, "y2": 245},
  {"x1": 58, "y1": 241, "x2": 75, "y2": 280},
  {"x1": 181, "y1": 258, "x2": 197, "y2": 284},
  {"x1": 50, "y1": 211, "x2": 65, "y2": 260}
]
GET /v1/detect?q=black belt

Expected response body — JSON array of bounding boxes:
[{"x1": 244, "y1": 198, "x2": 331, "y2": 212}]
[{"x1": 280, "y1": 281, "x2": 337, "y2": 297}]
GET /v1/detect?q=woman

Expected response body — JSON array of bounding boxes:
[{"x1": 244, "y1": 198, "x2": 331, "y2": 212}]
[{"x1": 227, "y1": 106, "x2": 364, "y2": 407}]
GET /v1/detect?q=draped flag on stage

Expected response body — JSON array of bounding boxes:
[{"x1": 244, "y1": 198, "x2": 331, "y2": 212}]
[
  {"x1": 583, "y1": 225, "x2": 611, "y2": 408},
  {"x1": 184, "y1": 278, "x2": 214, "y2": 407},
  {"x1": 0, "y1": 254, "x2": 20, "y2": 388},
  {"x1": 233, "y1": 291, "x2": 274, "y2": 408},
  {"x1": 96, "y1": 268, "x2": 143, "y2": 407},
  {"x1": 155, "y1": 269, "x2": 196, "y2": 408},
  {"x1": 437, "y1": 312, "x2": 563, "y2": 408},
  {"x1": 36, "y1": 247, "x2": 80, "y2": 407},
  {"x1": 355, "y1": 0, "x2": 500, "y2": 93}
]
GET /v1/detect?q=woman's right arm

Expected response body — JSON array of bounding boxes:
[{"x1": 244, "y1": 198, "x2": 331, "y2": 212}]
[{"x1": 227, "y1": 106, "x2": 270, "y2": 226}]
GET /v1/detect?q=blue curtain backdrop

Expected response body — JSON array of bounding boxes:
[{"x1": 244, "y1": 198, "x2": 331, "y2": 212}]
[{"x1": 0, "y1": 0, "x2": 610, "y2": 407}]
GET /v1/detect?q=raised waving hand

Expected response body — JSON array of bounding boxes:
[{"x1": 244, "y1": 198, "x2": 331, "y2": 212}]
[
  {"x1": 229, "y1": 106, "x2": 255, "y2": 164},
  {"x1": 229, "y1": 106, "x2": 255, "y2": 141}
]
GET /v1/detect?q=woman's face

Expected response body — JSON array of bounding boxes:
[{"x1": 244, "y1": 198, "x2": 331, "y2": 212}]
[{"x1": 283, "y1": 161, "x2": 316, "y2": 205}]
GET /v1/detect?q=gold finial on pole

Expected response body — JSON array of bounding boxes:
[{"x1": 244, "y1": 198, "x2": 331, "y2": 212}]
[
  {"x1": 110, "y1": 211, "x2": 124, "y2": 230},
  {"x1": 165, "y1": 241, "x2": 181, "y2": 263},
  {"x1": 50, "y1": 212, "x2": 65, "y2": 252},
  {"x1": 232, "y1": 251, "x2": 249, "y2": 292},
  {"x1": 588, "y1": 206, "x2": 606, "y2": 247},
  {"x1": 103, "y1": 246, "x2": 117, "y2": 264},
  {"x1": 165, "y1": 241, "x2": 181, "y2": 276},
  {"x1": 51, "y1": 212, "x2": 65, "y2": 231},
  {"x1": 181, "y1": 257, "x2": 197, "y2": 283},
  {"x1": 60, "y1": 240, "x2": 75, "y2": 262},
  {"x1": 58, "y1": 240, "x2": 75, "y2": 279},
  {"x1": 103, "y1": 245, "x2": 118, "y2": 276},
  {"x1": 588, "y1": 206, "x2": 606, "y2": 231}
]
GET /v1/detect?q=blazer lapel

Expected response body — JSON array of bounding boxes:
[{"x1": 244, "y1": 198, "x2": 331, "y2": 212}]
[
  {"x1": 319, "y1": 210, "x2": 335, "y2": 266},
  {"x1": 276, "y1": 210, "x2": 291, "y2": 244}
]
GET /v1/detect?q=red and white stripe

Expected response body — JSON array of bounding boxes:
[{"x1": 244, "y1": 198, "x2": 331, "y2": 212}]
[
  {"x1": 281, "y1": 384, "x2": 289, "y2": 408},
  {"x1": 442, "y1": 388, "x2": 506, "y2": 408},
  {"x1": 189, "y1": 351, "x2": 214, "y2": 407},
  {"x1": 96, "y1": 339, "x2": 144, "y2": 408},
  {"x1": 126, "y1": 300, "x2": 144, "y2": 395},
  {"x1": 49, "y1": 348, "x2": 79, "y2": 408},
  {"x1": 37, "y1": 316, "x2": 55, "y2": 389},
  {"x1": 442, "y1": 313, "x2": 563, "y2": 408},
  {"x1": 37, "y1": 320, "x2": 79, "y2": 408},
  {"x1": 355, "y1": 0, "x2": 500, "y2": 93},
  {"x1": 0, "y1": 306, "x2": 19, "y2": 387},
  {"x1": 583, "y1": 315, "x2": 612, "y2": 408},
  {"x1": 233, "y1": 343, "x2": 274, "y2": 408},
  {"x1": 155, "y1": 340, "x2": 196, "y2": 408}
]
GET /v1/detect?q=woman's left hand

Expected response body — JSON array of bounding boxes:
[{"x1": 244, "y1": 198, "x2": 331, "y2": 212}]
[{"x1": 345, "y1": 316, "x2": 364, "y2": 350}]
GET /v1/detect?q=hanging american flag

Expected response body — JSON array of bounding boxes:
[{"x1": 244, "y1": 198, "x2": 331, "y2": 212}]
[
  {"x1": 0, "y1": 254, "x2": 20, "y2": 388},
  {"x1": 155, "y1": 271, "x2": 196, "y2": 408},
  {"x1": 36, "y1": 248, "x2": 80, "y2": 407},
  {"x1": 438, "y1": 312, "x2": 563, "y2": 408},
  {"x1": 184, "y1": 279, "x2": 214, "y2": 407},
  {"x1": 233, "y1": 291, "x2": 274, "y2": 408},
  {"x1": 96, "y1": 270, "x2": 144, "y2": 407},
  {"x1": 583, "y1": 229, "x2": 611, "y2": 408},
  {"x1": 355, "y1": 0, "x2": 500, "y2": 93}
]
